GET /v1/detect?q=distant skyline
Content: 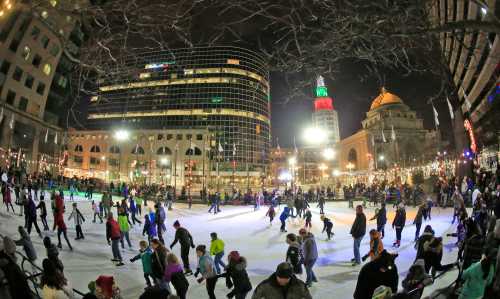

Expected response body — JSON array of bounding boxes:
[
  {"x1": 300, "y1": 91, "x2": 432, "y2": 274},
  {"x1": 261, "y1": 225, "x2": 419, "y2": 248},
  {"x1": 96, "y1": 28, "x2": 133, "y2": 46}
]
[{"x1": 270, "y1": 63, "x2": 453, "y2": 148}]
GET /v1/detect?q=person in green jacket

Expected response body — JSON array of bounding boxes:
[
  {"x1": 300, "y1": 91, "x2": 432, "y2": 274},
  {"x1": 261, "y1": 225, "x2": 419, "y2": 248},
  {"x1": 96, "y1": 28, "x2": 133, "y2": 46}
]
[
  {"x1": 130, "y1": 240, "x2": 153, "y2": 287},
  {"x1": 118, "y1": 207, "x2": 132, "y2": 249},
  {"x1": 210, "y1": 232, "x2": 226, "y2": 274},
  {"x1": 135, "y1": 195, "x2": 144, "y2": 216},
  {"x1": 459, "y1": 257, "x2": 495, "y2": 299}
]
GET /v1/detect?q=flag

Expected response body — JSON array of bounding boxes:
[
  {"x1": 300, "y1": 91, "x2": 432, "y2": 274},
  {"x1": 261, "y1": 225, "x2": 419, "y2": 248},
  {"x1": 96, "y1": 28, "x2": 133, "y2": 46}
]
[
  {"x1": 381, "y1": 129, "x2": 386, "y2": 143},
  {"x1": 232, "y1": 143, "x2": 236, "y2": 156},
  {"x1": 9, "y1": 114, "x2": 14, "y2": 129},
  {"x1": 0, "y1": 107, "x2": 3, "y2": 123},
  {"x1": 462, "y1": 87, "x2": 472, "y2": 110},
  {"x1": 433, "y1": 105, "x2": 440, "y2": 127},
  {"x1": 293, "y1": 136, "x2": 298, "y2": 155},
  {"x1": 54, "y1": 132, "x2": 58, "y2": 144},
  {"x1": 218, "y1": 142, "x2": 223, "y2": 153},
  {"x1": 391, "y1": 125, "x2": 396, "y2": 141},
  {"x1": 446, "y1": 97, "x2": 454, "y2": 120},
  {"x1": 44, "y1": 129, "x2": 49, "y2": 143}
]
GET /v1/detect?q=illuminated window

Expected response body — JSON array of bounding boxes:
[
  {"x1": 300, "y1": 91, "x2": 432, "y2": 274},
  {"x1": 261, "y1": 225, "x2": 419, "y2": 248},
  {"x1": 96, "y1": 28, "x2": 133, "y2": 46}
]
[
  {"x1": 131, "y1": 146, "x2": 145, "y2": 155},
  {"x1": 90, "y1": 145, "x2": 101, "y2": 153},
  {"x1": 74, "y1": 145, "x2": 83, "y2": 152},
  {"x1": 90, "y1": 96, "x2": 99, "y2": 102},
  {"x1": 184, "y1": 69, "x2": 194, "y2": 75},
  {"x1": 227, "y1": 59, "x2": 240, "y2": 65},
  {"x1": 58, "y1": 29, "x2": 64, "y2": 36},
  {"x1": 22, "y1": 46, "x2": 31, "y2": 60},
  {"x1": 31, "y1": 26, "x2": 41, "y2": 40},
  {"x1": 41, "y1": 11, "x2": 48, "y2": 19},
  {"x1": 109, "y1": 145, "x2": 120, "y2": 154},
  {"x1": 139, "y1": 73, "x2": 150, "y2": 79},
  {"x1": 43, "y1": 63, "x2": 51, "y2": 75}
]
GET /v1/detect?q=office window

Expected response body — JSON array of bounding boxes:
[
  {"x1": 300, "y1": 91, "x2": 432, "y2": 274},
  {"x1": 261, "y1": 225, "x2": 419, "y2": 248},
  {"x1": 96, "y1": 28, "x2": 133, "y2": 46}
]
[
  {"x1": 18, "y1": 97, "x2": 28, "y2": 111},
  {"x1": 25, "y1": 74, "x2": 34, "y2": 88},
  {"x1": 176, "y1": 134, "x2": 183, "y2": 140},
  {"x1": 36, "y1": 82, "x2": 45, "y2": 95},
  {"x1": 31, "y1": 26, "x2": 40, "y2": 40},
  {"x1": 90, "y1": 157, "x2": 100, "y2": 165},
  {"x1": 43, "y1": 63, "x2": 51, "y2": 75},
  {"x1": 6, "y1": 90, "x2": 15, "y2": 105},
  {"x1": 41, "y1": 35, "x2": 49, "y2": 48},
  {"x1": 186, "y1": 134, "x2": 192, "y2": 140},
  {"x1": 0, "y1": 60, "x2": 11, "y2": 74},
  {"x1": 196, "y1": 134, "x2": 203, "y2": 141},
  {"x1": 9, "y1": 39, "x2": 20, "y2": 52},
  {"x1": 73, "y1": 156, "x2": 83, "y2": 163},
  {"x1": 32, "y1": 54, "x2": 41, "y2": 67},
  {"x1": 108, "y1": 158, "x2": 118, "y2": 166},
  {"x1": 166, "y1": 134, "x2": 173, "y2": 140},
  {"x1": 22, "y1": 46, "x2": 31, "y2": 60},
  {"x1": 12, "y1": 67, "x2": 23, "y2": 81}
]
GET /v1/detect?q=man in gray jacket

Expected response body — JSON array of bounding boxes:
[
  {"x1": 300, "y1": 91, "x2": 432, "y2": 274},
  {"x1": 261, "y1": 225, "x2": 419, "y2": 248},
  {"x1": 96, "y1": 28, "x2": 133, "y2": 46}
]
[
  {"x1": 252, "y1": 262, "x2": 311, "y2": 299},
  {"x1": 299, "y1": 228, "x2": 318, "y2": 287},
  {"x1": 350, "y1": 205, "x2": 366, "y2": 266}
]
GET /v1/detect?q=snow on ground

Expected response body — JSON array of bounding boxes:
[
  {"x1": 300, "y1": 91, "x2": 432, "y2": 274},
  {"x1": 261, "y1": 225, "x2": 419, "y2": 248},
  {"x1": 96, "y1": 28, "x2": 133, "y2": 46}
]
[{"x1": 0, "y1": 193, "x2": 460, "y2": 298}]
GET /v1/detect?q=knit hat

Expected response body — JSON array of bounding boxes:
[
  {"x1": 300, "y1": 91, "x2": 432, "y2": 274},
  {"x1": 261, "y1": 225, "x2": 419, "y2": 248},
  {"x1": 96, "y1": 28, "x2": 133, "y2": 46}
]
[
  {"x1": 371, "y1": 285, "x2": 392, "y2": 299},
  {"x1": 96, "y1": 275, "x2": 114, "y2": 298},
  {"x1": 228, "y1": 251, "x2": 240, "y2": 263},
  {"x1": 173, "y1": 220, "x2": 180, "y2": 227},
  {"x1": 275, "y1": 262, "x2": 293, "y2": 279}
]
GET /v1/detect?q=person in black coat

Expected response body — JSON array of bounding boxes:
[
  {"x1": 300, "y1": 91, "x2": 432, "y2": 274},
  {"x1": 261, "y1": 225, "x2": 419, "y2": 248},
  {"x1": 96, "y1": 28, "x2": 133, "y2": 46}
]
[
  {"x1": 37, "y1": 198, "x2": 49, "y2": 231},
  {"x1": 353, "y1": 250, "x2": 399, "y2": 299},
  {"x1": 370, "y1": 203, "x2": 387, "y2": 238},
  {"x1": 218, "y1": 251, "x2": 252, "y2": 299},
  {"x1": 26, "y1": 195, "x2": 42, "y2": 238},
  {"x1": 350, "y1": 205, "x2": 366, "y2": 265},
  {"x1": 285, "y1": 233, "x2": 302, "y2": 274},
  {"x1": 392, "y1": 204, "x2": 406, "y2": 247},
  {"x1": 170, "y1": 220, "x2": 195, "y2": 275},
  {"x1": 321, "y1": 215, "x2": 334, "y2": 240}
]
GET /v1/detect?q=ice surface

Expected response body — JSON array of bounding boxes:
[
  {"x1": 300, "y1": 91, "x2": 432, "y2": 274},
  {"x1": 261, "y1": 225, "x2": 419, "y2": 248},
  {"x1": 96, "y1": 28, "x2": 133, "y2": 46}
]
[{"x1": 0, "y1": 194, "x2": 460, "y2": 298}]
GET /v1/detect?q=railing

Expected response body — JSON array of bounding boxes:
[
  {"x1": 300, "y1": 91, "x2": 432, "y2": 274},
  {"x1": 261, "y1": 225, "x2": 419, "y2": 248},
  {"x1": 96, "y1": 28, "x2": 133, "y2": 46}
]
[{"x1": 0, "y1": 232, "x2": 85, "y2": 298}]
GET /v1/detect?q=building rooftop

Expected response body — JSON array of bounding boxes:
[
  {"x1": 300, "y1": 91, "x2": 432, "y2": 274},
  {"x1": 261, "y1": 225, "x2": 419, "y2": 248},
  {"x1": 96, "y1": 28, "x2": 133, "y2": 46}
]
[{"x1": 369, "y1": 87, "x2": 403, "y2": 110}]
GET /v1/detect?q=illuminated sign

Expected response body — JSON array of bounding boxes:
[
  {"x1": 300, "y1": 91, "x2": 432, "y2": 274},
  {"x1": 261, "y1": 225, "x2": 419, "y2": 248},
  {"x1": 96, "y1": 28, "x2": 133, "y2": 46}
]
[
  {"x1": 227, "y1": 59, "x2": 240, "y2": 65},
  {"x1": 211, "y1": 97, "x2": 223, "y2": 103},
  {"x1": 464, "y1": 119, "x2": 477, "y2": 153},
  {"x1": 314, "y1": 97, "x2": 334, "y2": 111},
  {"x1": 144, "y1": 61, "x2": 175, "y2": 69}
]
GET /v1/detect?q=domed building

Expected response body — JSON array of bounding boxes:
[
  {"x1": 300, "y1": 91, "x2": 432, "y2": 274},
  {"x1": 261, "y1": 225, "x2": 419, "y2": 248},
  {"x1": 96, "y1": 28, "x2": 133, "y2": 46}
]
[{"x1": 339, "y1": 88, "x2": 439, "y2": 172}]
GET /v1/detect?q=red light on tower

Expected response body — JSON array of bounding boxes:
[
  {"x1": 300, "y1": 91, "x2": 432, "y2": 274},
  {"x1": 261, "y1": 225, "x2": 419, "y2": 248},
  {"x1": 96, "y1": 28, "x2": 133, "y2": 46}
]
[{"x1": 314, "y1": 97, "x2": 334, "y2": 111}]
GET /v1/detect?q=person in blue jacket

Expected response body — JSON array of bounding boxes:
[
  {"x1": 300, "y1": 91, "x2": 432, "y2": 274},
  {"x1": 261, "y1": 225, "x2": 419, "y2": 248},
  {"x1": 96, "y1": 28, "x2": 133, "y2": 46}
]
[{"x1": 280, "y1": 206, "x2": 290, "y2": 232}]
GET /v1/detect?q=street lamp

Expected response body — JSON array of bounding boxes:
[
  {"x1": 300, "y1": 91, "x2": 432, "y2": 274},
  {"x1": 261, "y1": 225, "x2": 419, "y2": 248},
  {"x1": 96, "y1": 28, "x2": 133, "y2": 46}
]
[
  {"x1": 114, "y1": 129, "x2": 129, "y2": 141},
  {"x1": 378, "y1": 155, "x2": 385, "y2": 161}
]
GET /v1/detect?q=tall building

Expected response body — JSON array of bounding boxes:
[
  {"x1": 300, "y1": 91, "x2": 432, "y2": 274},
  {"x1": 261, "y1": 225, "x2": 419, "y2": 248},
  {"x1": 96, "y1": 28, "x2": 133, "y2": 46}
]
[
  {"x1": 430, "y1": 0, "x2": 499, "y2": 154},
  {"x1": 312, "y1": 75, "x2": 340, "y2": 145},
  {"x1": 76, "y1": 46, "x2": 270, "y2": 187},
  {"x1": 0, "y1": 0, "x2": 86, "y2": 171}
]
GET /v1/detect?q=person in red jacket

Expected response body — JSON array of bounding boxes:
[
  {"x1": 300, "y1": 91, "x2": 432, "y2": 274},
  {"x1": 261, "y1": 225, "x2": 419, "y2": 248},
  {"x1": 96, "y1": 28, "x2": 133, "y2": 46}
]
[
  {"x1": 106, "y1": 212, "x2": 124, "y2": 266},
  {"x1": 53, "y1": 192, "x2": 72, "y2": 250}
]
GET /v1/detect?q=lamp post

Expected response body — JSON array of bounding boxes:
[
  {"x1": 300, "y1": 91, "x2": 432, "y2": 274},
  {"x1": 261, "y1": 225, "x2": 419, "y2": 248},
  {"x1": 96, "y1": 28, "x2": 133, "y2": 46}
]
[{"x1": 113, "y1": 129, "x2": 129, "y2": 182}]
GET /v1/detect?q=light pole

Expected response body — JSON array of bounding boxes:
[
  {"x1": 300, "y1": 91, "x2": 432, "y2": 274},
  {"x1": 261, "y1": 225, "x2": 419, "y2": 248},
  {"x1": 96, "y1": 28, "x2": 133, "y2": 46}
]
[{"x1": 113, "y1": 129, "x2": 130, "y2": 182}]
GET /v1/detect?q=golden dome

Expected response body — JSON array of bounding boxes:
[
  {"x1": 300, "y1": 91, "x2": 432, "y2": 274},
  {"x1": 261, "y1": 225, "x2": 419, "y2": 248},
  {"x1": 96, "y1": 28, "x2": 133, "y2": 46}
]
[{"x1": 370, "y1": 87, "x2": 403, "y2": 110}]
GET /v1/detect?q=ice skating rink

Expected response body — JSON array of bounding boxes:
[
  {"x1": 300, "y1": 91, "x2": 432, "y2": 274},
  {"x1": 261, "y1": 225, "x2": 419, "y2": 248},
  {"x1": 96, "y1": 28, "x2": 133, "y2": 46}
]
[{"x1": 0, "y1": 196, "x2": 460, "y2": 298}]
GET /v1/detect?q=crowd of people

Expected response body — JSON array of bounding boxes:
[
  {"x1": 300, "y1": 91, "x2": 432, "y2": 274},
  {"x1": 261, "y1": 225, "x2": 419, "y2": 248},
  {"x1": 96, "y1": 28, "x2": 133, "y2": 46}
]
[{"x1": 0, "y1": 164, "x2": 500, "y2": 299}]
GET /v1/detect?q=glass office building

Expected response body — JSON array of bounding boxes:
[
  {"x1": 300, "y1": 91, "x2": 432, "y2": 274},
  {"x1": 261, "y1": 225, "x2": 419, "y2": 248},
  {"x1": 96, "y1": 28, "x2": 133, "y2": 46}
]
[{"x1": 87, "y1": 46, "x2": 271, "y2": 172}]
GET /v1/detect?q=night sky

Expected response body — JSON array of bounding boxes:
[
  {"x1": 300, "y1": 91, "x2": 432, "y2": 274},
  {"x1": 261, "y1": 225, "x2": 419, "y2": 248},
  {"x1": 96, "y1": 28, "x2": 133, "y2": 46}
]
[{"x1": 270, "y1": 61, "x2": 454, "y2": 148}]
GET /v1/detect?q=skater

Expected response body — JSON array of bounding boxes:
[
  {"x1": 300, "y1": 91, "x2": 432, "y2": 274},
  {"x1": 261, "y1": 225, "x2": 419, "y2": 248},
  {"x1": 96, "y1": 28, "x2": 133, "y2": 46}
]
[
  {"x1": 350, "y1": 205, "x2": 366, "y2": 266},
  {"x1": 143, "y1": 212, "x2": 157, "y2": 243},
  {"x1": 37, "y1": 197, "x2": 49, "y2": 230},
  {"x1": 15, "y1": 226, "x2": 37, "y2": 263},
  {"x1": 252, "y1": 262, "x2": 311, "y2": 299},
  {"x1": 370, "y1": 203, "x2": 387, "y2": 238},
  {"x1": 317, "y1": 196, "x2": 325, "y2": 215},
  {"x1": 299, "y1": 228, "x2": 318, "y2": 287},
  {"x1": 69, "y1": 183, "x2": 76, "y2": 201},
  {"x1": 217, "y1": 251, "x2": 252, "y2": 299},
  {"x1": 286, "y1": 233, "x2": 303, "y2": 275},
  {"x1": 101, "y1": 191, "x2": 112, "y2": 218},
  {"x1": 422, "y1": 236, "x2": 455, "y2": 278},
  {"x1": 165, "y1": 253, "x2": 189, "y2": 299},
  {"x1": 459, "y1": 256, "x2": 495, "y2": 299},
  {"x1": 151, "y1": 239, "x2": 170, "y2": 290},
  {"x1": 135, "y1": 193, "x2": 143, "y2": 216},
  {"x1": 68, "y1": 202, "x2": 85, "y2": 240},
  {"x1": 414, "y1": 204, "x2": 425, "y2": 242},
  {"x1": 43, "y1": 237, "x2": 64, "y2": 273},
  {"x1": 155, "y1": 203, "x2": 166, "y2": 244},
  {"x1": 401, "y1": 259, "x2": 432, "y2": 299},
  {"x1": 170, "y1": 220, "x2": 195, "y2": 275},
  {"x1": 279, "y1": 206, "x2": 290, "y2": 232},
  {"x1": 40, "y1": 258, "x2": 73, "y2": 299},
  {"x1": 118, "y1": 207, "x2": 132, "y2": 249},
  {"x1": 92, "y1": 200, "x2": 103, "y2": 223},
  {"x1": 415, "y1": 225, "x2": 435, "y2": 260},
  {"x1": 54, "y1": 204, "x2": 72, "y2": 250},
  {"x1": 195, "y1": 244, "x2": 217, "y2": 299},
  {"x1": 2, "y1": 183, "x2": 15, "y2": 213},
  {"x1": 425, "y1": 195, "x2": 433, "y2": 220},
  {"x1": 304, "y1": 209, "x2": 312, "y2": 229},
  {"x1": 392, "y1": 203, "x2": 406, "y2": 247},
  {"x1": 129, "y1": 196, "x2": 142, "y2": 225},
  {"x1": 353, "y1": 250, "x2": 399, "y2": 299},
  {"x1": 208, "y1": 193, "x2": 218, "y2": 214},
  {"x1": 106, "y1": 212, "x2": 124, "y2": 266},
  {"x1": 130, "y1": 240, "x2": 154, "y2": 288},
  {"x1": 265, "y1": 204, "x2": 275, "y2": 225},
  {"x1": 26, "y1": 194, "x2": 42, "y2": 238},
  {"x1": 320, "y1": 215, "x2": 334, "y2": 240},
  {"x1": 209, "y1": 232, "x2": 226, "y2": 275},
  {"x1": 362, "y1": 229, "x2": 383, "y2": 262}
]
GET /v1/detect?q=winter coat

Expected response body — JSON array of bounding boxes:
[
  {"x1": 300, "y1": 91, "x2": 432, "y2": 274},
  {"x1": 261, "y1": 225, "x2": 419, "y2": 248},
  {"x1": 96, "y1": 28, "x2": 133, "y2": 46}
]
[
  {"x1": 106, "y1": 219, "x2": 121, "y2": 241},
  {"x1": 117, "y1": 214, "x2": 130, "y2": 232},
  {"x1": 131, "y1": 247, "x2": 153, "y2": 274},
  {"x1": 415, "y1": 232, "x2": 434, "y2": 260},
  {"x1": 198, "y1": 253, "x2": 216, "y2": 279},
  {"x1": 414, "y1": 206, "x2": 424, "y2": 224},
  {"x1": 164, "y1": 263, "x2": 183, "y2": 282},
  {"x1": 15, "y1": 228, "x2": 37, "y2": 261},
  {"x1": 167, "y1": 264, "x2": 189, "y2": 296},
  {"x1": 286, "y1": 242, "x2": 303, "y2": 274},
  {"x1": 221, "y1": 257, "x2": 252, "y2": 296},
  {"x1": 41, "y1": 284, "x2": 73, "y2": 299},
  {"x1": 301, "y1": 233, "x2": 318, "y2": 263},
  {"x1": 252, "y1": 273, "x2": 311, "y2": 299},
  {"x1": 143, "y1": 215, "x2": 157, "y2": 237},
  {"x1": 350, "y1": 213, "x2": 366, "y2": 238},
  {"x1": 37, "y1": 201, "x2": 47, "y2": 217},
  {"x1": 392, "y1": 208, "x2": 406, "y2": 228},
  {"x1": 376, "y1": 207, "x2": 387, "y2": 226},
  {"x1": 27, "y1": 197, "x2": 37, "y2": 219},
  {"x1": 210, "y1": 239, "x2": 225, "y2": 255},
  {"x1": 483, "y1": 220, "x2": 500, "y2": 263},
  {"x1": 68, "y1": 208, "x2": 85, "y2": 226},
  {"x1": 353, "y1": 255, "x2": 399, "y2": 299},
  {"x1": 170, "y1": 227, "x2": 194, "y2": 248},
  {"x1": 368, "y1": 233, "x2": 384, "y2": 260},
  {"x1": 322, "y1": 218, "x2": 333, "y2": 232},
  {"x1": 151, "y1": 246, "x2": 168, "y2": 279},
  {"x1": 402, "y1": 262, "x2": 431, "y2": 299},
  {"x1": 459, "y1": 261, "x2": 495, "y2": 299},
  {"x1": 463, "y1": 234, "x2": 485, "y2": 270},
  {"x1": 54, "y1": 212, "x2": 67, "y2": 230},
  {"x1": 0, "y1": 250, "x2": 33, "y2": 299},
  {"x1": 279, "y1": 207, "x2": 290, "y2": 221}
]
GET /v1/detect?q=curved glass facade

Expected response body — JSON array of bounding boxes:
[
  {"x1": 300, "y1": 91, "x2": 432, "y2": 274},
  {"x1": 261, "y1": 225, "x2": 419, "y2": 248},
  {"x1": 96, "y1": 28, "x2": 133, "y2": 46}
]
[{"x1": 87, "y1": 46, "x2": 271, "y2": 170}]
